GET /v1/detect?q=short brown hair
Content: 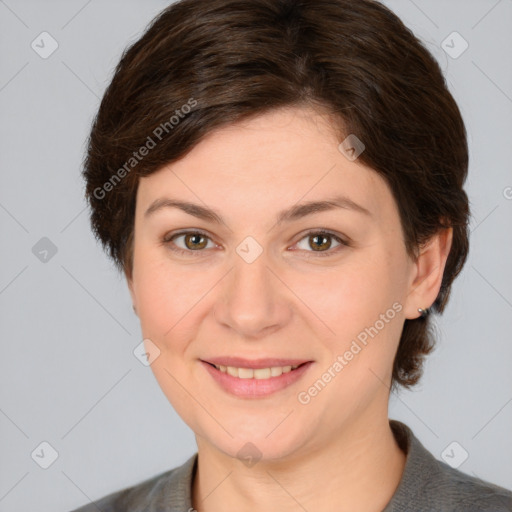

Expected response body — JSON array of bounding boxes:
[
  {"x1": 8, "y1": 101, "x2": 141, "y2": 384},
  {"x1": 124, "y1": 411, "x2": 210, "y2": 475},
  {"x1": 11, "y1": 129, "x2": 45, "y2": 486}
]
[{"x1": 83, "y1": 0, "x2": 470, "y2": 391}]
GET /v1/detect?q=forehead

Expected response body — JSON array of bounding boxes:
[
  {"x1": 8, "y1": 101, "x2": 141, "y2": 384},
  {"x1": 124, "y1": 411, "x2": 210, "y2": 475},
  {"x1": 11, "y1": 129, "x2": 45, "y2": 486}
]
[{"x1": 135, "y1": 107, "x2": 396, "y2": 227}]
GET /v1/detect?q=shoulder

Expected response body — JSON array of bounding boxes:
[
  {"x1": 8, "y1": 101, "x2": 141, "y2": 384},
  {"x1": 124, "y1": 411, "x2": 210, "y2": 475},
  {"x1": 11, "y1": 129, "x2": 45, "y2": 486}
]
[
  {"x1": 68, "y1": 471, "x2": 169, "y2": 512},
  {"x1": 68, "y1": 453, "x2": 197, "y2": 512},
  {"x1": 419, "y1": 462, "x2": 512, "y2": 511},
  {"x1": 386, "y1": 420, "x2": 512, "y2": 512}
]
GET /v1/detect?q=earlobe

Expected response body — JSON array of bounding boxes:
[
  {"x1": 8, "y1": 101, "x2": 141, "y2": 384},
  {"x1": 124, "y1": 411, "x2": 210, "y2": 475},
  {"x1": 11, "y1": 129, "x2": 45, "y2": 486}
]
[{"x1": 404, "y1": 227, "x2": 453, "y2": 319}]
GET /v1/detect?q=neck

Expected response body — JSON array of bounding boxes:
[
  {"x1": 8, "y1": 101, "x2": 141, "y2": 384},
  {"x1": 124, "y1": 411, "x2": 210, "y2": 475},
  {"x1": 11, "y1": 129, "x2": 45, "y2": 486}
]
[{"x1": 191, "y1": 410, "x2": 406, "y2": 512}]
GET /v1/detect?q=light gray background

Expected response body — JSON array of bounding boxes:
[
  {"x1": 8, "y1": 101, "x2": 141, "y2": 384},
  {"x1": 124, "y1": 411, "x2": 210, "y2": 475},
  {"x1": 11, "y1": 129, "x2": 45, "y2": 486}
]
[{"x1": 0, "y1": 1, "x2": 511, "y2": 510}]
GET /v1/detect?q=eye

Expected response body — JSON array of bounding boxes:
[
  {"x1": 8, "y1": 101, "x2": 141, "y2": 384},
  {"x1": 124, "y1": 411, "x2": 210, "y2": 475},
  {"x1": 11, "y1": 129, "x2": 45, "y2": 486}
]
[
  {"x1": 293, "y1": 230, "x2": 348, "y2": 257},
  {"x1": 163, "y1": 230, "x2": 216, "y2": 256}
]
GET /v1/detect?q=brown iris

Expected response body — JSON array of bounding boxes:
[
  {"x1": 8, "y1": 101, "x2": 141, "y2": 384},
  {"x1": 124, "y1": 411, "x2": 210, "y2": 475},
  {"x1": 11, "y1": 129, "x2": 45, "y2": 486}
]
[
  {"x1": 309, "y1": 233, "x2": 332, "y2": 251},
  {"x1": 184, "y1": 233, "x2": 208, "y2": 250}
]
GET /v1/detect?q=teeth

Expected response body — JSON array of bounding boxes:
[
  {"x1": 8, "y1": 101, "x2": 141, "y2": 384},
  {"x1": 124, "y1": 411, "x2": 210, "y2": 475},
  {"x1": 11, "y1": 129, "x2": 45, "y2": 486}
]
[{"x1": 213, "y1": 364, "x2": 300, "y2": 379}]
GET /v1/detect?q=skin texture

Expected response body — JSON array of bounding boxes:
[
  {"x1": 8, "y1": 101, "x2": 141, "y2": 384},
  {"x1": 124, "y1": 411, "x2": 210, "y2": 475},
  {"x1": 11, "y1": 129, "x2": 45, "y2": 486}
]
[{"x1": 127, "y1": 106, "x2": 453, "y2": 512}]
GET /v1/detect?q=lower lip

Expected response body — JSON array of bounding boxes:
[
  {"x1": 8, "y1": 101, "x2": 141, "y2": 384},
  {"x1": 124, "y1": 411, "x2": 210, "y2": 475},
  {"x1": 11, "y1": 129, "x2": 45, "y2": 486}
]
[{"x1": 200, "y1": 360, "x2": 314, "y2": 398}]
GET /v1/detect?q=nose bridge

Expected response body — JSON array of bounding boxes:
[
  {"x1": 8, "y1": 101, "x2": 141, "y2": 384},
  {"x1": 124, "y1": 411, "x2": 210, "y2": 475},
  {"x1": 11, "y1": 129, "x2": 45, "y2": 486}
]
[{"x1": 214, "y1": 242, "x2": 290, "y2": 338}]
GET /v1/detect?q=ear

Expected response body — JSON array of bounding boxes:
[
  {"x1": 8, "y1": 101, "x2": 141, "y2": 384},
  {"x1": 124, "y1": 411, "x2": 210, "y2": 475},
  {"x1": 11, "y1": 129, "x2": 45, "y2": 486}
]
[
  {"x1": 125, "y1": 272, "x2": 138, "y2": 316},
  {"x1": 403, "y1": 227, "x2": 453, "y2": 320}
]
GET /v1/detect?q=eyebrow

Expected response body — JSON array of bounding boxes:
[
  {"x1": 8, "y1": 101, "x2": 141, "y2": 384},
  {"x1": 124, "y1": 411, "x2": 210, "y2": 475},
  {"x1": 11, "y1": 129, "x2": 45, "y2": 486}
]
[{"x1": 144, "y1": 194, "x2": 372, "y2": 225}]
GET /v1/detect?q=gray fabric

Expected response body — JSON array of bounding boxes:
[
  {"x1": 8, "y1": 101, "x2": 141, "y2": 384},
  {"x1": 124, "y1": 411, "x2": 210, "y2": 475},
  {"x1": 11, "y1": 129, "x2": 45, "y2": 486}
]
[
  {"x1": 70, "y1": 420, "x2": 512, "y2": 511},
  {"x1": 381, "y1": 421, "x2": 512, "y2": 512}
]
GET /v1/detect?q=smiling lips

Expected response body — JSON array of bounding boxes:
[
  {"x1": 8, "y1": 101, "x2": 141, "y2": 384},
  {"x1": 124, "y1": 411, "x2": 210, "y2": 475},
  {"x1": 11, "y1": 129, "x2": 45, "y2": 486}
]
[{"x1": 200, "y1": 357, "x2": 313, "y2": 397}]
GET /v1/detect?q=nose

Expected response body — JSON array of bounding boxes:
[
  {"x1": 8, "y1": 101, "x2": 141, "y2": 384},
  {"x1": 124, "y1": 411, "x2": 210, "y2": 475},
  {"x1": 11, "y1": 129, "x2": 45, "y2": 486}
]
[{"x1": 213, "y1": 252, "x2": 292, "y2": 340}]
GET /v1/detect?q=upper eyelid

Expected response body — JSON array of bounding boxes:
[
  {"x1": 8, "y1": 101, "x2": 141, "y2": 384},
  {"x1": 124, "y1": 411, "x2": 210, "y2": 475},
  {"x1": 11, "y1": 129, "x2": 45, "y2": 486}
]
[{"x1": 163, "y1": 229, "x2": 213, "y2": 244}]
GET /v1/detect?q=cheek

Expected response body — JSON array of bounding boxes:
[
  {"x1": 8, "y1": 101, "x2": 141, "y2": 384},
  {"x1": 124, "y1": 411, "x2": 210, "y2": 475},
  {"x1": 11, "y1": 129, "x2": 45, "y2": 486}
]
[
  {"x1": 295, "y1": 255, "x2": 399, "y2": 335},
  {"x1": 132, "y1": 256, "x2": 207, "y2": 421},
  {"x1": 132, "y1": 249, "x2": 218, "y2": 361},
  {"x1": 296, "y1": 250, "x2": 405, "y2": 382},
  {"x1": 132, "y1": 247, "x2": 189, "y2": 341}
]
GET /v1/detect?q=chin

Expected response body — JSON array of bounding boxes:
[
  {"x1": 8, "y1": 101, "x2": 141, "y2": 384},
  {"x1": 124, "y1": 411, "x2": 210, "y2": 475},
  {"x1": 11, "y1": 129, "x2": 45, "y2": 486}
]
[{"x1": 198, "y1": 421, "x2": 313, "y2": 464}]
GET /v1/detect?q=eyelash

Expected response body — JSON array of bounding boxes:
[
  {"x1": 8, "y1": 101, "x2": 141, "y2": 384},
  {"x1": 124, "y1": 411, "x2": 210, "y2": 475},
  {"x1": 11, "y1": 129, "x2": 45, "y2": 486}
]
[{"x1": 161, "y1": 229, "x2": 350, "y2": 258}]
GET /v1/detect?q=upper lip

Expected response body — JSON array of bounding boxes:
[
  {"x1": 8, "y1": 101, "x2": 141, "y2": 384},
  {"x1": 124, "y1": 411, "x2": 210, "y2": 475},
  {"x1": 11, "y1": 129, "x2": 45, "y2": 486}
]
[{"x1": 201, "y1": 357, "x2": 312, "y2": 369}]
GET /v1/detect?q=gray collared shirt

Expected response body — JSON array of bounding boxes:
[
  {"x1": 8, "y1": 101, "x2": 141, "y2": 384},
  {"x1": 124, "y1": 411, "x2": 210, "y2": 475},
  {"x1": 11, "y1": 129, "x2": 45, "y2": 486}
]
[{"x1": 70, "y1": 420, "x2": 512, "y2": 511}]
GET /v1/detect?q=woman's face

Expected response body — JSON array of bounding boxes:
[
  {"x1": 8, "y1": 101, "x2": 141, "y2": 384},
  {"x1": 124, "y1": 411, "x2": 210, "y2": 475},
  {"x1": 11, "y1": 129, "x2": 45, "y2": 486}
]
[{"x1": 128, "y1": 106, "x2": 422, "y2": 461}]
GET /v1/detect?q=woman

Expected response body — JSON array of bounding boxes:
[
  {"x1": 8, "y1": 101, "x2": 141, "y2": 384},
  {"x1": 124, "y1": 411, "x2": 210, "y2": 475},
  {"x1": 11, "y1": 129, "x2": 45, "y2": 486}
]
[{"x1": 71, "y1": 0, "x2": 512, "y2": 510}]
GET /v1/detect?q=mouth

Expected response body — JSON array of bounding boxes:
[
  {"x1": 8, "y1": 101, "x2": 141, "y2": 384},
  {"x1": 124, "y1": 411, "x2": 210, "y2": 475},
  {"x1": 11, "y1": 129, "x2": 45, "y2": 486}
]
[{"x1": 200, "y1": 358, "x2": 314, "y2": 398}]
